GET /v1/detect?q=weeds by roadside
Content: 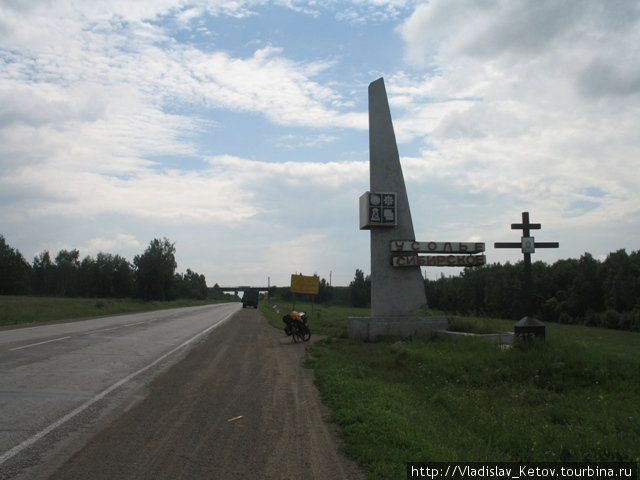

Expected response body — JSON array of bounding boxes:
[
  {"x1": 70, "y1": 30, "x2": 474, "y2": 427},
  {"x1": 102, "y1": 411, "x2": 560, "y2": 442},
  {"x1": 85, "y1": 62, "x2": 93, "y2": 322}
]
[{"x1": 261, "y1": 301, "x2": 640, "y2": 479}]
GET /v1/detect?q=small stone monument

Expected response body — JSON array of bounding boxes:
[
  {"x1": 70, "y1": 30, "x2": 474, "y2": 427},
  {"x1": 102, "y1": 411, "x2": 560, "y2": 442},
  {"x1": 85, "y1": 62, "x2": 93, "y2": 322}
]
[{"x1": 347, "y1": 78, "x2": 448, "y2": 340}]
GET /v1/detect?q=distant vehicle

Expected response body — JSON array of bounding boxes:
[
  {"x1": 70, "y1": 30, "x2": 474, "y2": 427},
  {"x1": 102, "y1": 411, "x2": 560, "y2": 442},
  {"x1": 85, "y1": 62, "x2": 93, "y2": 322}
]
[{"x1": 242, "y1": 289, "x2": 259, "y2": 308}]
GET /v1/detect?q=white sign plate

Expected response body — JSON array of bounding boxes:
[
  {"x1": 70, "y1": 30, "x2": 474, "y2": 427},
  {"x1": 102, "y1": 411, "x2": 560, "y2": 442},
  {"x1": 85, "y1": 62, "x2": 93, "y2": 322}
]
[
  {"x1": 521, "y1": 237, "x2": 535, "y2": 254},
  {"x1": 359, "y1": 192, "x2": 397, "y2": 229},
  {"x1": 390, "y1": 241, "x2": 485, "y2": 254},
  {"x1": 392, "y1": 255, "x2": 486, "y2": 267}
]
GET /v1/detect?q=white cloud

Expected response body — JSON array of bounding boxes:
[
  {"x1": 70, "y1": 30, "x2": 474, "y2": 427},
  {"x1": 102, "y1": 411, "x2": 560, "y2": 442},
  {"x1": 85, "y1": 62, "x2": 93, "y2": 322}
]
[
  {"x1": 207, "y1": 154, "x2": 366, "y2": 187},
  {"x1": 81, "y1": 233, "x2": 143, "y2": 256},
  {"x1": 394, "y1": 0, "x2": 640, "y2": 232},
  {"x1": 401, "y1": 1, "x2": 640, "y2": 68},
  {"x1": 0, "y1": 0, "x2": 370, "y2": 236},
  {"x1": 178, "y1": 46, "x2": 366, "y2": 128},
  {"x1": 2, "y1": 0, "x2": 640, "y2": 289}
]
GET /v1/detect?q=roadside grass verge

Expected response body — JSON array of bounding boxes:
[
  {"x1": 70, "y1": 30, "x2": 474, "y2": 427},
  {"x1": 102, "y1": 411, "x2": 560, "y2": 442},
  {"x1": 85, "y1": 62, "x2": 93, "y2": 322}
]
[
  {"x1": 445, "y1": 316, "x2": 511, "y2": 334},
  {"x1": 261, "y1": 301, "x2": 640, "y2": 479},
  {"x1": 0, "y1": 295, "x2": 226, "y2": 327},
  {"x1": 259, "y1": 300, "x2": 368, "y2": 338}
]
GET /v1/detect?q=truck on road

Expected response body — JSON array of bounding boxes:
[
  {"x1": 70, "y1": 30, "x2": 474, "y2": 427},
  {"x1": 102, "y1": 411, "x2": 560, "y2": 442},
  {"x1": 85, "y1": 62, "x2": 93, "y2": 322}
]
[{"x1": 242, "y1": 289, "x2": 259, "y2": 308}]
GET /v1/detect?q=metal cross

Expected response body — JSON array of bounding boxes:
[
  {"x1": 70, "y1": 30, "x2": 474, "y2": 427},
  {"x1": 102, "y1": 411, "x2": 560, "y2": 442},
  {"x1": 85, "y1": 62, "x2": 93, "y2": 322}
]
[
  {"x1": 494, "y1": 212, "x2": 559, "y2": 338},
  {"x1": 494, "y1": 212, "x2": 559, "y2": 252}
]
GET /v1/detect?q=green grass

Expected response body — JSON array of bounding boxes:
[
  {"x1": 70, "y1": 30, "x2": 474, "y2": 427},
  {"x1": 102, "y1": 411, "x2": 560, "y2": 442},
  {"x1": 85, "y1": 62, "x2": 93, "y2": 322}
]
[
  {"x1": 259, "y1": 300, "x2": 367, "y2": 338},
  {"x1": 14, "y1": 296, "x2": 636, "y2": 476},
  {"x1": 0, "y1": 295, "x2": 226, "y2": 327},
  {"x1": 262, "y1": 301, "x2": 640, "y2": 479},
  {"x1": 444, "y1": 316, "x2": 509, "y2": 334}
]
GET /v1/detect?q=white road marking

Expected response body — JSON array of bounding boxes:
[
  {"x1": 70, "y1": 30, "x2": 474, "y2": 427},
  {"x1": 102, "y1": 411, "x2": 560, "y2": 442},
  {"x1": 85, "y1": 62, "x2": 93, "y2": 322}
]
[
  {"x1": 124, "y1": 321, "x2": 147, "y2": 327},
  {"x1": 8, "y1": 337, "x2": 72, "y2": 352},
  {"x1": 85, "y1": 326, "x2": 120, "y2": 334},
  {"x1": 0, "y1": 309, "x2": 237, "y2": 466}
]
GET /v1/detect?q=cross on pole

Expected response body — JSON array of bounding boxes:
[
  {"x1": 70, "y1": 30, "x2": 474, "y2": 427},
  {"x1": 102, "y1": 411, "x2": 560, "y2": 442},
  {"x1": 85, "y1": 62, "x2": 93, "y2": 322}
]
[{"x1": 494, "y1": 212, "x2": 559, "y2": 339}]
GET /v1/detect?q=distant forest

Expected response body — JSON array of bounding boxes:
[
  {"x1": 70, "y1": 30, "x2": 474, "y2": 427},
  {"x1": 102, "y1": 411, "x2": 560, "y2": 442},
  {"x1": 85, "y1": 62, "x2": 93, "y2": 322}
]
[
  {"x1": 3, "y1": 234, "x2": 639, "y2": 331},
  {"x1": 344, "y1": 251, "x2": 640, "y2": 332},
  {"x1": 0, "y1": 235, "x2": 211, "y2": 301},
  {"x1": 425, "y1": 250, "x2": 640, "y2": 332}
]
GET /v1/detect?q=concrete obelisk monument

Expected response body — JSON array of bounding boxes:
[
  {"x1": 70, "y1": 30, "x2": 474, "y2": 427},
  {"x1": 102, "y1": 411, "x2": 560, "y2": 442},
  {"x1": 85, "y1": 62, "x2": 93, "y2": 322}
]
[
  {"x1": 348, "y1": 78, "x2": 446, "y2": 340},
  {"x1": 368, "y1": 78, "x2": 426, "y2": 315}
]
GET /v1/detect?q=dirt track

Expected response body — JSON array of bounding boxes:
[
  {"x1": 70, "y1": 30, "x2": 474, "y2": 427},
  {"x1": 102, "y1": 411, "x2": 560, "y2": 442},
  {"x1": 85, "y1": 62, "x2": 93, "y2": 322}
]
[{"x1": 48, "y1": 308, "x2": 365, "y2": 480}]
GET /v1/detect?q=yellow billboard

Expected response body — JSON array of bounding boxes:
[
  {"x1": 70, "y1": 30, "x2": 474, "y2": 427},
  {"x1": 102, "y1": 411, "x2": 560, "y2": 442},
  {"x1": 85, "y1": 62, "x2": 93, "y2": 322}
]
[{"x1": 290, "y1": 274, "x2": 320, "y2": 295}]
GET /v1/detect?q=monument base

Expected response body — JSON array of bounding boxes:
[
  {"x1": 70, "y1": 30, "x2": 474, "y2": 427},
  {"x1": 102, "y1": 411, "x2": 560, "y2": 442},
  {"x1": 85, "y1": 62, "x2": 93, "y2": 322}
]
[
  {"x1": 435, "y1": 329, "x2": 514, "y2": 346},
  {"x1": 514, "y1": 316, "x2": 545, "y2": 341},
  {"x1": 347, "y1": 316, "x2": 449, "y2": 341}
]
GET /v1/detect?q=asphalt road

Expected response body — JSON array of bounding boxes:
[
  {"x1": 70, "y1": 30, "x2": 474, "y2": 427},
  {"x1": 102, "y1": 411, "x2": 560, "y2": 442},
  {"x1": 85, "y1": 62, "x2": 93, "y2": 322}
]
[
  {"x1": 47, "y1": 307, "x2": 364, "y2": 480},
  {"x1": 0, "y1": 302, "x2": 241, "y2": 479}
]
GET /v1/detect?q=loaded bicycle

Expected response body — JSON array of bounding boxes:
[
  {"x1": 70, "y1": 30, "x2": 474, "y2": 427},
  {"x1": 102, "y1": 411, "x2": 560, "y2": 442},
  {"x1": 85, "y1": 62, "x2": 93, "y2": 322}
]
[{"x1": 282, "y1": 311, "x2": 311, "y2": 343}]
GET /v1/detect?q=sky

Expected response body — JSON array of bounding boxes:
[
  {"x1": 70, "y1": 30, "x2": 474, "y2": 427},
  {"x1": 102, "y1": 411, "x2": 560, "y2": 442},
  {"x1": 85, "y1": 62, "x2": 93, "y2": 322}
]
[{"x1": 1, "y1": 0, "x2": 639, "y2": 289}]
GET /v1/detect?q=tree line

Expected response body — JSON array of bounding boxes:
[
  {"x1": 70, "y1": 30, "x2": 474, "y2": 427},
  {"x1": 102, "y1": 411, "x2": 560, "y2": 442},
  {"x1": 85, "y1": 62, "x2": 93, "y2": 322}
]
[
  {"x1": 345, "y1": 249, "x2": 640, "y2": 332},
  {"x1": 269, "y1": 270, "x2": 369, "y2": 308},
  {"x1": 267, "y1": 277, "x2": 349, "y2": 306},
  {"x1": 10, "y1": 228, "x2": 634, "y2": 331},
  {"x1": 1, "y1": 235, "x2": 207, "y2": 301},
  {"x1": 426, "y1": 249, "x2": 640, "y2": 331}
]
